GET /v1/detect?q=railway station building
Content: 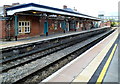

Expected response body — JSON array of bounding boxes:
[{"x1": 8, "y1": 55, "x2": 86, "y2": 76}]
[{"x1": 0, "y1": 3, "x2": 102, "y2": 41}]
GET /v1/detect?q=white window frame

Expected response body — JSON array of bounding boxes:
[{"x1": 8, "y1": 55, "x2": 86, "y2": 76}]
[
  {"x1": 18, "y1": 21, "x2": 30, "y2": 33},
  {"x1": 54, "y1": 21, "x2": 58, "y2": 30},
  {"x1": 59, "y1": 23, "x2": 62, "y2": 28}
]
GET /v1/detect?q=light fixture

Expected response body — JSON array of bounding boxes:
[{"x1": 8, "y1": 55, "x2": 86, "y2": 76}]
[{"x1": 33, "y1": 12, "x2": 37, "y2": 14}]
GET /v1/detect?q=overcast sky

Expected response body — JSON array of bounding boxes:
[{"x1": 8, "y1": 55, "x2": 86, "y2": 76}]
[{"x1": 0, "y1": 0, "x2": 119, "y2": 17}]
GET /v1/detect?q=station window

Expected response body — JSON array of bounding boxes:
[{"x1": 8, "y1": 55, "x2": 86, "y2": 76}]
[
  {"x1": 59, "y1": 23, "x2": 62, "y2": 28},
  {"x1": 81, "y1": 23, "x2": 83, "y2": 27},
  {"x1": 18, "y1": 21, "x2": 30, "y2": 33},
  {"x1": 54, "y1": 21, "x2": 58, "y2": 30}
]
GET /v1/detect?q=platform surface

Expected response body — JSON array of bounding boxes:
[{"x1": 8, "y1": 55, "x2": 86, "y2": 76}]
[
  {"x1": 103, "y1": 29, "x2": 120, "y2": 83},
  {"x1": 41, "y1": 27, "x2": 119, "y2": 83},
  {"x1": 0, "y1": 27, "x2": 108, "y2": 49},
  {"x1": 0, "y1": 30, "x2": 90, "y2": 49},
  {"x1": 103, "y1": 45, "x2": 118, "y2": 83}
]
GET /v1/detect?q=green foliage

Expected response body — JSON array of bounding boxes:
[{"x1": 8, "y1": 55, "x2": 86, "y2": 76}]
[{"x1": 111, "y1": 22, "x2": 116, "y2": 27}]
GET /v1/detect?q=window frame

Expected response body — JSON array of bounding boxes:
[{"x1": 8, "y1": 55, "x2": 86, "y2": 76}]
[
  {"x1": 18, "y1": 21, "x2": 31, "y2": 34},
  {"x1": 54, "y1": 21, "x2": 58, "y2": 30}
]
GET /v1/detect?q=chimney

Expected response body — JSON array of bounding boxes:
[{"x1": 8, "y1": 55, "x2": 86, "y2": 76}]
[
  {"x1": 74, "y1": 7, "x2": 77, "y2": 11},
  {"x1": 63, "y1": 5, "x2": 67, "y2": 9},
  {"x1": 12, "y1": 3, "x2": 20, "y2": 6}
]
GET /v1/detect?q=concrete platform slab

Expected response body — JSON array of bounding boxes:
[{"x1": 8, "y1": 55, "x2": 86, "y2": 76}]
[
  {"x1": 102, "y1": 33, "x2": 120, "y2": 83},
  {"x1": 103, "y1": 47, "x2": 118, "y2": 83},
  {"x1": 41, "y1": 28, "x2": 118, "y2": 83}
]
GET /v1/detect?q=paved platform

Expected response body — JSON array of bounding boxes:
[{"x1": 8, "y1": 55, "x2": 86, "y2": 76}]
[
  {"x1": 0, "y1": 32, "x2": 75, "y2": 49},
  {"x1": 103, "y1": 45, "x2": 118, "y2": 83},
  {"x1": 0, "y1": 27, "x2": 109, "y2": 49},
  {"x1": 41, "y1": 27, "x2": 119, "y2": 83},
  {"x1": 103, "y1": 32, "x2": 120, "y2": 83}
]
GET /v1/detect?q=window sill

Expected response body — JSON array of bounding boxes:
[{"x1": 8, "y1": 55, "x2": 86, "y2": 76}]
[{"x1": 25, "y1": 32, "x2": 30, "y2": 34}]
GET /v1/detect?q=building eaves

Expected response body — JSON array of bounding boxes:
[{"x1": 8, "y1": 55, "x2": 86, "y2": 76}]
[{"x1": 6, "y1": 3, "x2": 100, "y2": 21}]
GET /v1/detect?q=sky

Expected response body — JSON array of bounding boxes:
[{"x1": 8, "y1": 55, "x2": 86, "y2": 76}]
[{"x1": 0, "y1": 0, "x2": 119, "y2": 17}]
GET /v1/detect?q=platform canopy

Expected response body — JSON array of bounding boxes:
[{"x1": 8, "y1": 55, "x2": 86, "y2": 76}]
[{"x1": 6, "y1": 3, "x2": 101, "y2": 21}]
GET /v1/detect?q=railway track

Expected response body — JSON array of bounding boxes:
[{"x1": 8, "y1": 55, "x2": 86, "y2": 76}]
[
  {"x1": 1, "y1": 35, "x2": 87, "y2": 72},
  {"x1": 1, "y1": 27, "x2": 109, "y2": 64},
  {"x1": 1, "y1": 30, "x2": 99, "y2": 72},
  {"x1": 1, "y1": 29, "x2": 114, "y2": 84},
  {"x1": 1, "y1": 28, "x2": 108, "y2": 72},
  {"x1": 0, "y1": 32, "x2": 91, "y2": 64}
]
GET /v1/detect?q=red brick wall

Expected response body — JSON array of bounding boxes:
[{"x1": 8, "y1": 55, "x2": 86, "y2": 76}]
[
  {"x1": 18, "y1": 15, "x2": 42, "y2": 38},
  {"x1": 0, "y1": 20, "x2": 15, "y2": 39},
  {"x1": 82, "y1": 21, "x2": 92, "y2": 30},
  {"x1": 100, "y1": 21, "x2": 111, "y2": 27},
  {"x1": 1, "y1": 15, "x2": 96, "y2": 40},
  {"x1": 106, "y1": 21, "x2": 111, "y2": 27},
  {"x1": 0, "y1": 20, "x2": 6, "y2": 39},
  {"x1": 31, "y1": 16, "x2": 41, "y2": 36},
  {"x1": 39, "y1": 18, "x2": 45, "y2": 35},
  {"x1": 17, "y1": 16, "x2": 64, "y2": 38},
  {"x1": 10, "y1": 20, "x2": 15, "y2": 38},
  {"x1": 1, "y1": 16, "x2": 65, "y2": 39},
  {"x1": 0, "y1": 20, "x2": 3, "y2": 39},
  {"x1": 48, "y1": 19, "x2": 64, "y2": 34},
  {"x1": 1, "y1": 15, "x2": 47, "y2": 39},
  {"x1": 2, "y1": 20, "x2": 6, "y2": 38}
]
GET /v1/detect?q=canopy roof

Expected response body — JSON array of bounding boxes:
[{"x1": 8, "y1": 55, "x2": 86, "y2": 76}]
[{"x1": 6, "y1": 3, "x2": 100, "y2": 21}]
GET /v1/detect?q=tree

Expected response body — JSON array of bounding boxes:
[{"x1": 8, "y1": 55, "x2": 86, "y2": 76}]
[{"x1": 111, "y1": 22, "x2": 116, "y2": 27}]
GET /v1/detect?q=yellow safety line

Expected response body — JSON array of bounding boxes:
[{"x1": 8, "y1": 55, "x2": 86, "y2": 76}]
[{"x1": 96, "y1": 44, "x2": 117, "y2": 84}]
